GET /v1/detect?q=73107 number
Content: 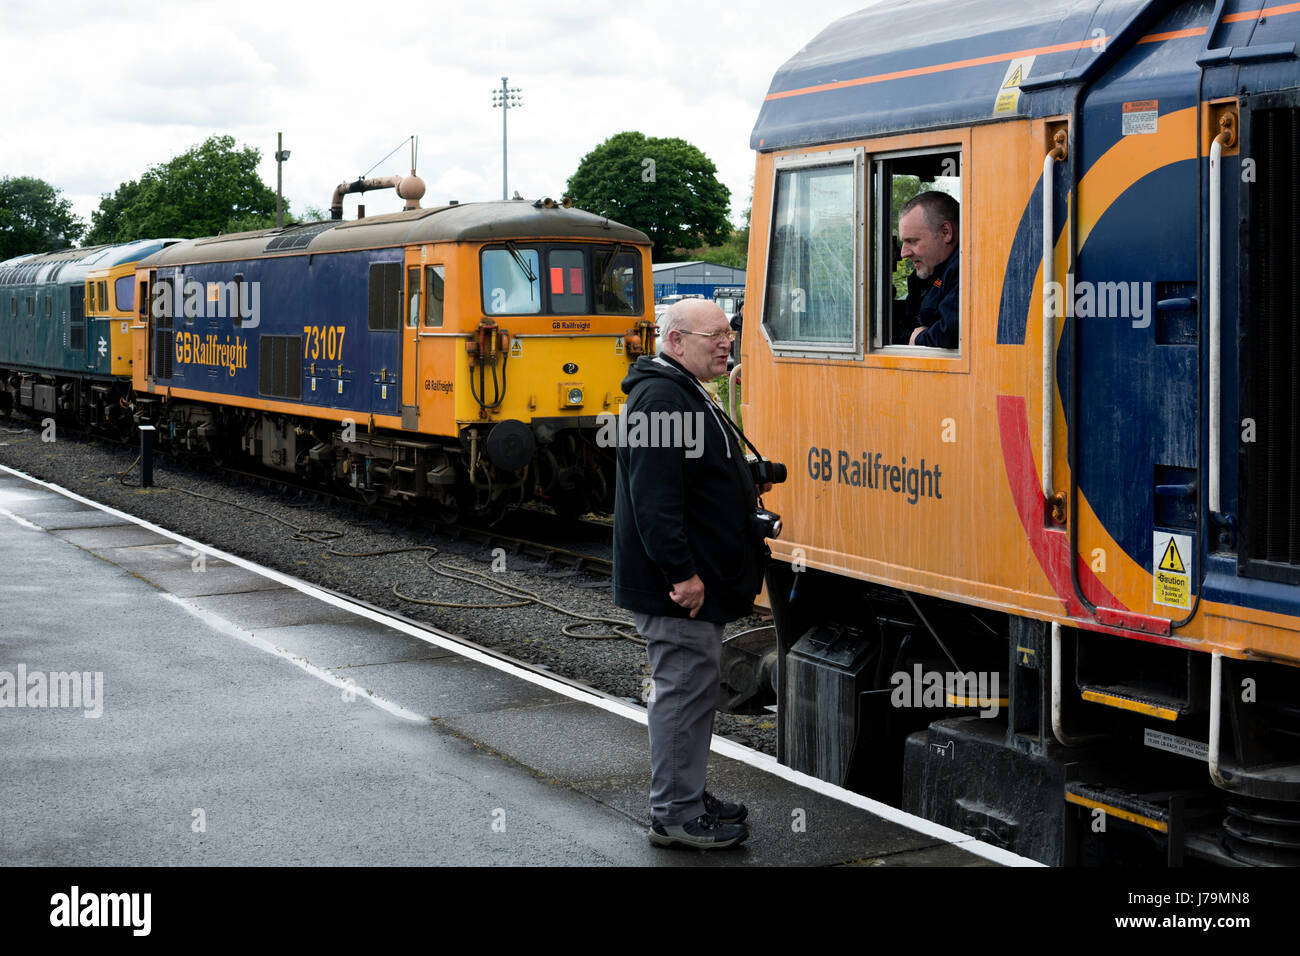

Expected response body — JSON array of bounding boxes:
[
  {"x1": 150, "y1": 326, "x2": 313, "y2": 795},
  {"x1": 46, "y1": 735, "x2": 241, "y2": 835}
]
[{"x1": 303, "y1": 325, "x2": 346, "y2": 361}]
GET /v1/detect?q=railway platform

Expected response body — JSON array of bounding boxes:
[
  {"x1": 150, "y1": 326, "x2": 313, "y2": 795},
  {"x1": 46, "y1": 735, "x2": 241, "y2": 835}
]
[{"x1": 0, "y1": 465, "x2": 1029, "y2": 867}]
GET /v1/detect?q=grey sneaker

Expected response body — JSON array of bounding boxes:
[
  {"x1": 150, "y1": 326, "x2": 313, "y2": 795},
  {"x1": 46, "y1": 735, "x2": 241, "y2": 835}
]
[{"x1": 649, "y1": 813, "x2": 749, "y2": 849}]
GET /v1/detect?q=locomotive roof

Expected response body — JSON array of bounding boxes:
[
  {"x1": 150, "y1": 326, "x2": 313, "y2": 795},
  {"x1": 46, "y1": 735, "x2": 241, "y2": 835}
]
[
  {"x1": 140, "y1": 200, "x2": 651, "y2": 267},
  {"x1": 0, "y1": 238, "x2": 182, "y2": 287},
  {"x1": 752, "y1": 0, "x2": 1160, "y2": 150}
]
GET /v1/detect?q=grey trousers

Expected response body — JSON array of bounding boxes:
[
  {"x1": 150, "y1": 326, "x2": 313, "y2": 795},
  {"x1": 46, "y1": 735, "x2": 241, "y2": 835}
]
[{"x1": 634, "y1": 611, "x2": 725, "y2": 825}]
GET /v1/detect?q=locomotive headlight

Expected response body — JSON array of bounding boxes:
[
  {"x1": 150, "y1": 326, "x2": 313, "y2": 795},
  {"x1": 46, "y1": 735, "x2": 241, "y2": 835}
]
[
  {"x1": 567, "y1": 387, "x2": 583, "y2": 405},
  {"x1": 559, "y1": 383, "x2": 584, "y2": 408}
]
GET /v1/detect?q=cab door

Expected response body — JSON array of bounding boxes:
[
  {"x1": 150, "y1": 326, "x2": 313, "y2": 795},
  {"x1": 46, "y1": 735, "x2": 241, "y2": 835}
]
[{"x1": 1070, "y1": 88, "x2": 1200, "y2": 618}]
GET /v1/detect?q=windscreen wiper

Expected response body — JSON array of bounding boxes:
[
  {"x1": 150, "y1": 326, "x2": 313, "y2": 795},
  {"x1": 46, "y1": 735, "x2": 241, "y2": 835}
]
[
  {"x1": 598, "y1": 243, "x2": 626, "y2": 286},
  {"x1": 504, "y1": 241, "x2": 537, "y2": 283}
]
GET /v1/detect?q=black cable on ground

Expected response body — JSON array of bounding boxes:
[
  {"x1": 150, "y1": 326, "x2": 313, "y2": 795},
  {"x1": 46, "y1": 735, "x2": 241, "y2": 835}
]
[{"x1": 114, "y1": 457, "x2": 640, "y2": 643}]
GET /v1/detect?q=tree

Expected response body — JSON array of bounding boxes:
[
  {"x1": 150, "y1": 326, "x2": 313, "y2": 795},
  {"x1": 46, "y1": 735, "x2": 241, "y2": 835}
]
[
  {"x1": 566, "y1": 132, "x2": 730, "y2": 261},
  {"x1": 86, "y1": 135, "x2": 278, "y2": 243},
  {"x1": 694, "y1": 184, "x2": 751, "y2": 269},
  {"x1": 0, "y1": 176, "x2": 86, "y2": 260},
  {"x1": 85, "y1": 178, "x2": 146, "y2": 245},
  {"x1": 890, "y1": 175, "x2": 928, "y2": 296}
]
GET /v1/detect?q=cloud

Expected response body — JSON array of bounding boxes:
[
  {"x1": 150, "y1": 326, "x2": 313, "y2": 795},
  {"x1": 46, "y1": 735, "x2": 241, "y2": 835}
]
[{"x1": 2, "y1": 0, "x2": 866, "y2": 230}]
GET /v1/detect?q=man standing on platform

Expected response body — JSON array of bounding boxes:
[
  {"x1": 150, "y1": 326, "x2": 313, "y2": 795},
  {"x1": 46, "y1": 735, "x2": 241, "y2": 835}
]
[{"x1": 614, "y1": 298, "x2": 768, "y2": 849}]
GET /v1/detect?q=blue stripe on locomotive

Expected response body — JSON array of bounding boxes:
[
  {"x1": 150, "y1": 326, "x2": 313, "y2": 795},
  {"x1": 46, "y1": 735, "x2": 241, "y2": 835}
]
[{"x1": 155, "y1": 248, "x2": 402, "y2": 416}]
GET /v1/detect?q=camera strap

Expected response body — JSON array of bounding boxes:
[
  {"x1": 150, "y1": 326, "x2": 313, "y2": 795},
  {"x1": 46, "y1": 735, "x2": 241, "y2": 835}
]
[
  {"x1": 711, "y1": 397, "x2": 770, "y2": 463},
  {"x1": 651, "y1": 355, "x2": 772, "y2": 463}
]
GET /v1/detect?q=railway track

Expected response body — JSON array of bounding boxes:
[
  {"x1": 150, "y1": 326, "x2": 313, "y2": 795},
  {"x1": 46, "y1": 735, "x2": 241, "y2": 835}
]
[
  {"x1": 192, "y1": 465, "x2": 616, "y2": 580},
  {"x1": 3, "y1": 414, "x2": 614, "y2": 578}
]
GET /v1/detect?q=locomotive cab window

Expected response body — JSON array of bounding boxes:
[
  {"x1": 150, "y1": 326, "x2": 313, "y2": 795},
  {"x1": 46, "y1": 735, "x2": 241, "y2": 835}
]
[
  {"x1": 481, "y1": 246, "x2": 541, "y2": 315},
  {"x1": 407, "y1": 267, "x2": 421, "y2": 327},
  {"x1": 405, "y1": 265, "x2": 445, "y2": 328},
  {"x1": 547, "y1": 248, "x2": 587, "y2": 314},
  {"x1": 115, "y1": 276, "x2": 134, "y2": 314},
  {"x1": 594, "y1": 248, "x2": 639, "y2": 315},
  {"x1": 869, "y1": 148, "x2": 961, "y2": 354},
  {"x1": 425, "y1": 265, "x2": 445, "y2": 327},
  {"x1": 762, "y1": 151, "x2": 862, "y2": 355},
  {"x1": 481, "y1": 243, "x2": 641, "y2": 316}
]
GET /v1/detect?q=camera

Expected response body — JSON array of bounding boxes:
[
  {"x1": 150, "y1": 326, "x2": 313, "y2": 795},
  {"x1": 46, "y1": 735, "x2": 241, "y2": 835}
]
[
  {"x1": 750, "y1": 507, "x2": 783, "y2": 542},
  {"x1": 749, "y1": 456, "x2": 787, "y2": 486}
]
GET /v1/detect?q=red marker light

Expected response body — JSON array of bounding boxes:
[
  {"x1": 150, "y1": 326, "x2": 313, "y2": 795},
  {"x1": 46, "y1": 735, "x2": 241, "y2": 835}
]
[
  {"x1": 550, "y1": 267, "x2": 564, "y2": 295},
  {"x1": 569, "y1": 267, "x2": 583, "y2": 294}
]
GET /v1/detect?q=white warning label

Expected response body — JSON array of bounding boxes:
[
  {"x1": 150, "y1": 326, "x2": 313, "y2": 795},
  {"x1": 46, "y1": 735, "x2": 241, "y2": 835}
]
[
  {"x1": 1122, "y1": 99, "x2": 1159, "y2": 135},
  {"x1": 1144, "y1": 727, "x2": 1208, "y2": 762},
  {"x1": 1152, "y1": 531, "x2": 1192, "y2": 609}
]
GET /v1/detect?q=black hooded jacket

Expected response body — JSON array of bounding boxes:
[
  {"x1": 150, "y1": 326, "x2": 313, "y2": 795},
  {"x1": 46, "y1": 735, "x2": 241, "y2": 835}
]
[{"x1": 612, "y1": 354, "x2": 764, "y2": 623}]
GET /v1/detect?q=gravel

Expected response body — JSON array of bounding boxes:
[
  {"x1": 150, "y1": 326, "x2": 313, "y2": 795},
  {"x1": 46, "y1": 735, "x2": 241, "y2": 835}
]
[{"x1": 0, "y1": 419, "x2": 777, "y2": 755}]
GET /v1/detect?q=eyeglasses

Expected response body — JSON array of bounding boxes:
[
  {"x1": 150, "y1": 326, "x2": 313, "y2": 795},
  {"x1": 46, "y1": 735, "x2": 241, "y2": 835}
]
[{"x1": 675, "y1": 328, "x2": 737, "y2": 344}]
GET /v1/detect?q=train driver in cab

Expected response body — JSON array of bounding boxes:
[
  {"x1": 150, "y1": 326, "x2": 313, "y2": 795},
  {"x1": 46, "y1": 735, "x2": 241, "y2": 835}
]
[{"x1": 897, "y1": 191, "x2": 959, "y2": 349}]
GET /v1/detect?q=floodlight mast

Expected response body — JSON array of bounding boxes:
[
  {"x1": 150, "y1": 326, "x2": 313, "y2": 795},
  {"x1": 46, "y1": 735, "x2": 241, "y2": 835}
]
[
  {"x1": 491, "y1": 77, "x2": 523, "y2": 201},
  {"x1": 275, "y1": 132, "x2": 292, "y2": 227}
]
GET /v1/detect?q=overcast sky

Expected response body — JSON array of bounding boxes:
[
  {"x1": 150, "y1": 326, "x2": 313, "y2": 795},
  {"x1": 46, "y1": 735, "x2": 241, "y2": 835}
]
[{"x1": 2, "y1": 0, "x2": 873, "y2": 234}]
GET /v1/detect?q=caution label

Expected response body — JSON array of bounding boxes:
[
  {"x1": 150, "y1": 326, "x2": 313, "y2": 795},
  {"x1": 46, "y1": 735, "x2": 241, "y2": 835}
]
[
  {"x1": 1122, "y1": 99, "x2": 1159, "y2": 135},
  {"x1": 1152, "y1": 531, "x2": 1192, "y2": 609},
  {"x1": 994, "y1": 56, "x2": 1035, "y2": 116}
]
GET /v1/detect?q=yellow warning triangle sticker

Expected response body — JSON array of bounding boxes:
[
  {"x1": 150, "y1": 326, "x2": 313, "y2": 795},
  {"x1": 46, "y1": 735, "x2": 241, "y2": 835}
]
[
  {"x1": 1004, "y1": 66, "x2": 1023, "y2": 88},
  {"x1": 1158, "y1": 537, "x2": 1186, "y2": 573}
]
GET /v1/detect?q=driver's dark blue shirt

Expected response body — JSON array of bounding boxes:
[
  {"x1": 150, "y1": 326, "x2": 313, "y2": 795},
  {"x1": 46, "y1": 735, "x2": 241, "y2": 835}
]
[{"x1": 901, "y1": 252, "x2": 959, "y2": 349}]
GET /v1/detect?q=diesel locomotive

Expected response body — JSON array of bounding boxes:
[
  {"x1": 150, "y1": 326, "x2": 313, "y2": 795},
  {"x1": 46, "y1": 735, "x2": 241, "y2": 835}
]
[
  {"x1": 744, "y1": 0, "x2": 1300, "y2": 865},
  {"x1": 1, "y1": 199, "x2": 656, "y2": 520}
]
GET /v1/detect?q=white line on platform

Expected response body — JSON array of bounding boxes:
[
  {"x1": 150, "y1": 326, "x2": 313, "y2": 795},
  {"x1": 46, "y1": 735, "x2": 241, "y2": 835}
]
[
  {"x1": 0, "y1": 504, "x2": 43, "y2": 530},
  {"x1": 0, "y1": 463, "x2": 1042, "y2": 866},
  {"x1": 159, "y1": 593, "x2": 427, "y2": 724}
]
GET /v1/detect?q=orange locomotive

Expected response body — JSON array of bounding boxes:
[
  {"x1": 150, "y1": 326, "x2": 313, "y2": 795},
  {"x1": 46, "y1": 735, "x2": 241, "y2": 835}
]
[{"x1": 744, "y1": 0, "x2": 1300, "y2": 864}]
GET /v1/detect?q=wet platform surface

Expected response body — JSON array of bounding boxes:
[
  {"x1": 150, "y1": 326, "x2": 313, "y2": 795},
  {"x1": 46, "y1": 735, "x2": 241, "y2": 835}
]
[{"x1": 0, "y1": 467, "x2": 1022, "y2": 866}]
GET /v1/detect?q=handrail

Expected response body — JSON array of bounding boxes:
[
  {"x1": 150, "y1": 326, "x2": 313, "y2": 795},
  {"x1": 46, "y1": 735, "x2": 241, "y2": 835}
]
[
  {"x1": 1208, "y1": 113, "x2": 1236, "y2": 515},
  {"x1": 728, "y1": 363, "x2": 742, "y2": 421},
  {"x1": 1043, "y1": 131, "x2": 1068, "y2": 501},
  {"x1": 1051, "y1": 622, "x2": 1105, "y2": 747},
  {"x1": 1208, "y1": 652, "x2": 1237, "y2": 789}
]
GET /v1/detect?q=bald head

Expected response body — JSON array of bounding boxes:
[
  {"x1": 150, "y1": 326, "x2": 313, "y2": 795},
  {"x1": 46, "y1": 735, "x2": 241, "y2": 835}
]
[
  {"x1": 659, "y1": 298, "x2": 724, "y2": 338},
  {"x1": 658, "y1": 299, "x2": 731, "y2": 381}
]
